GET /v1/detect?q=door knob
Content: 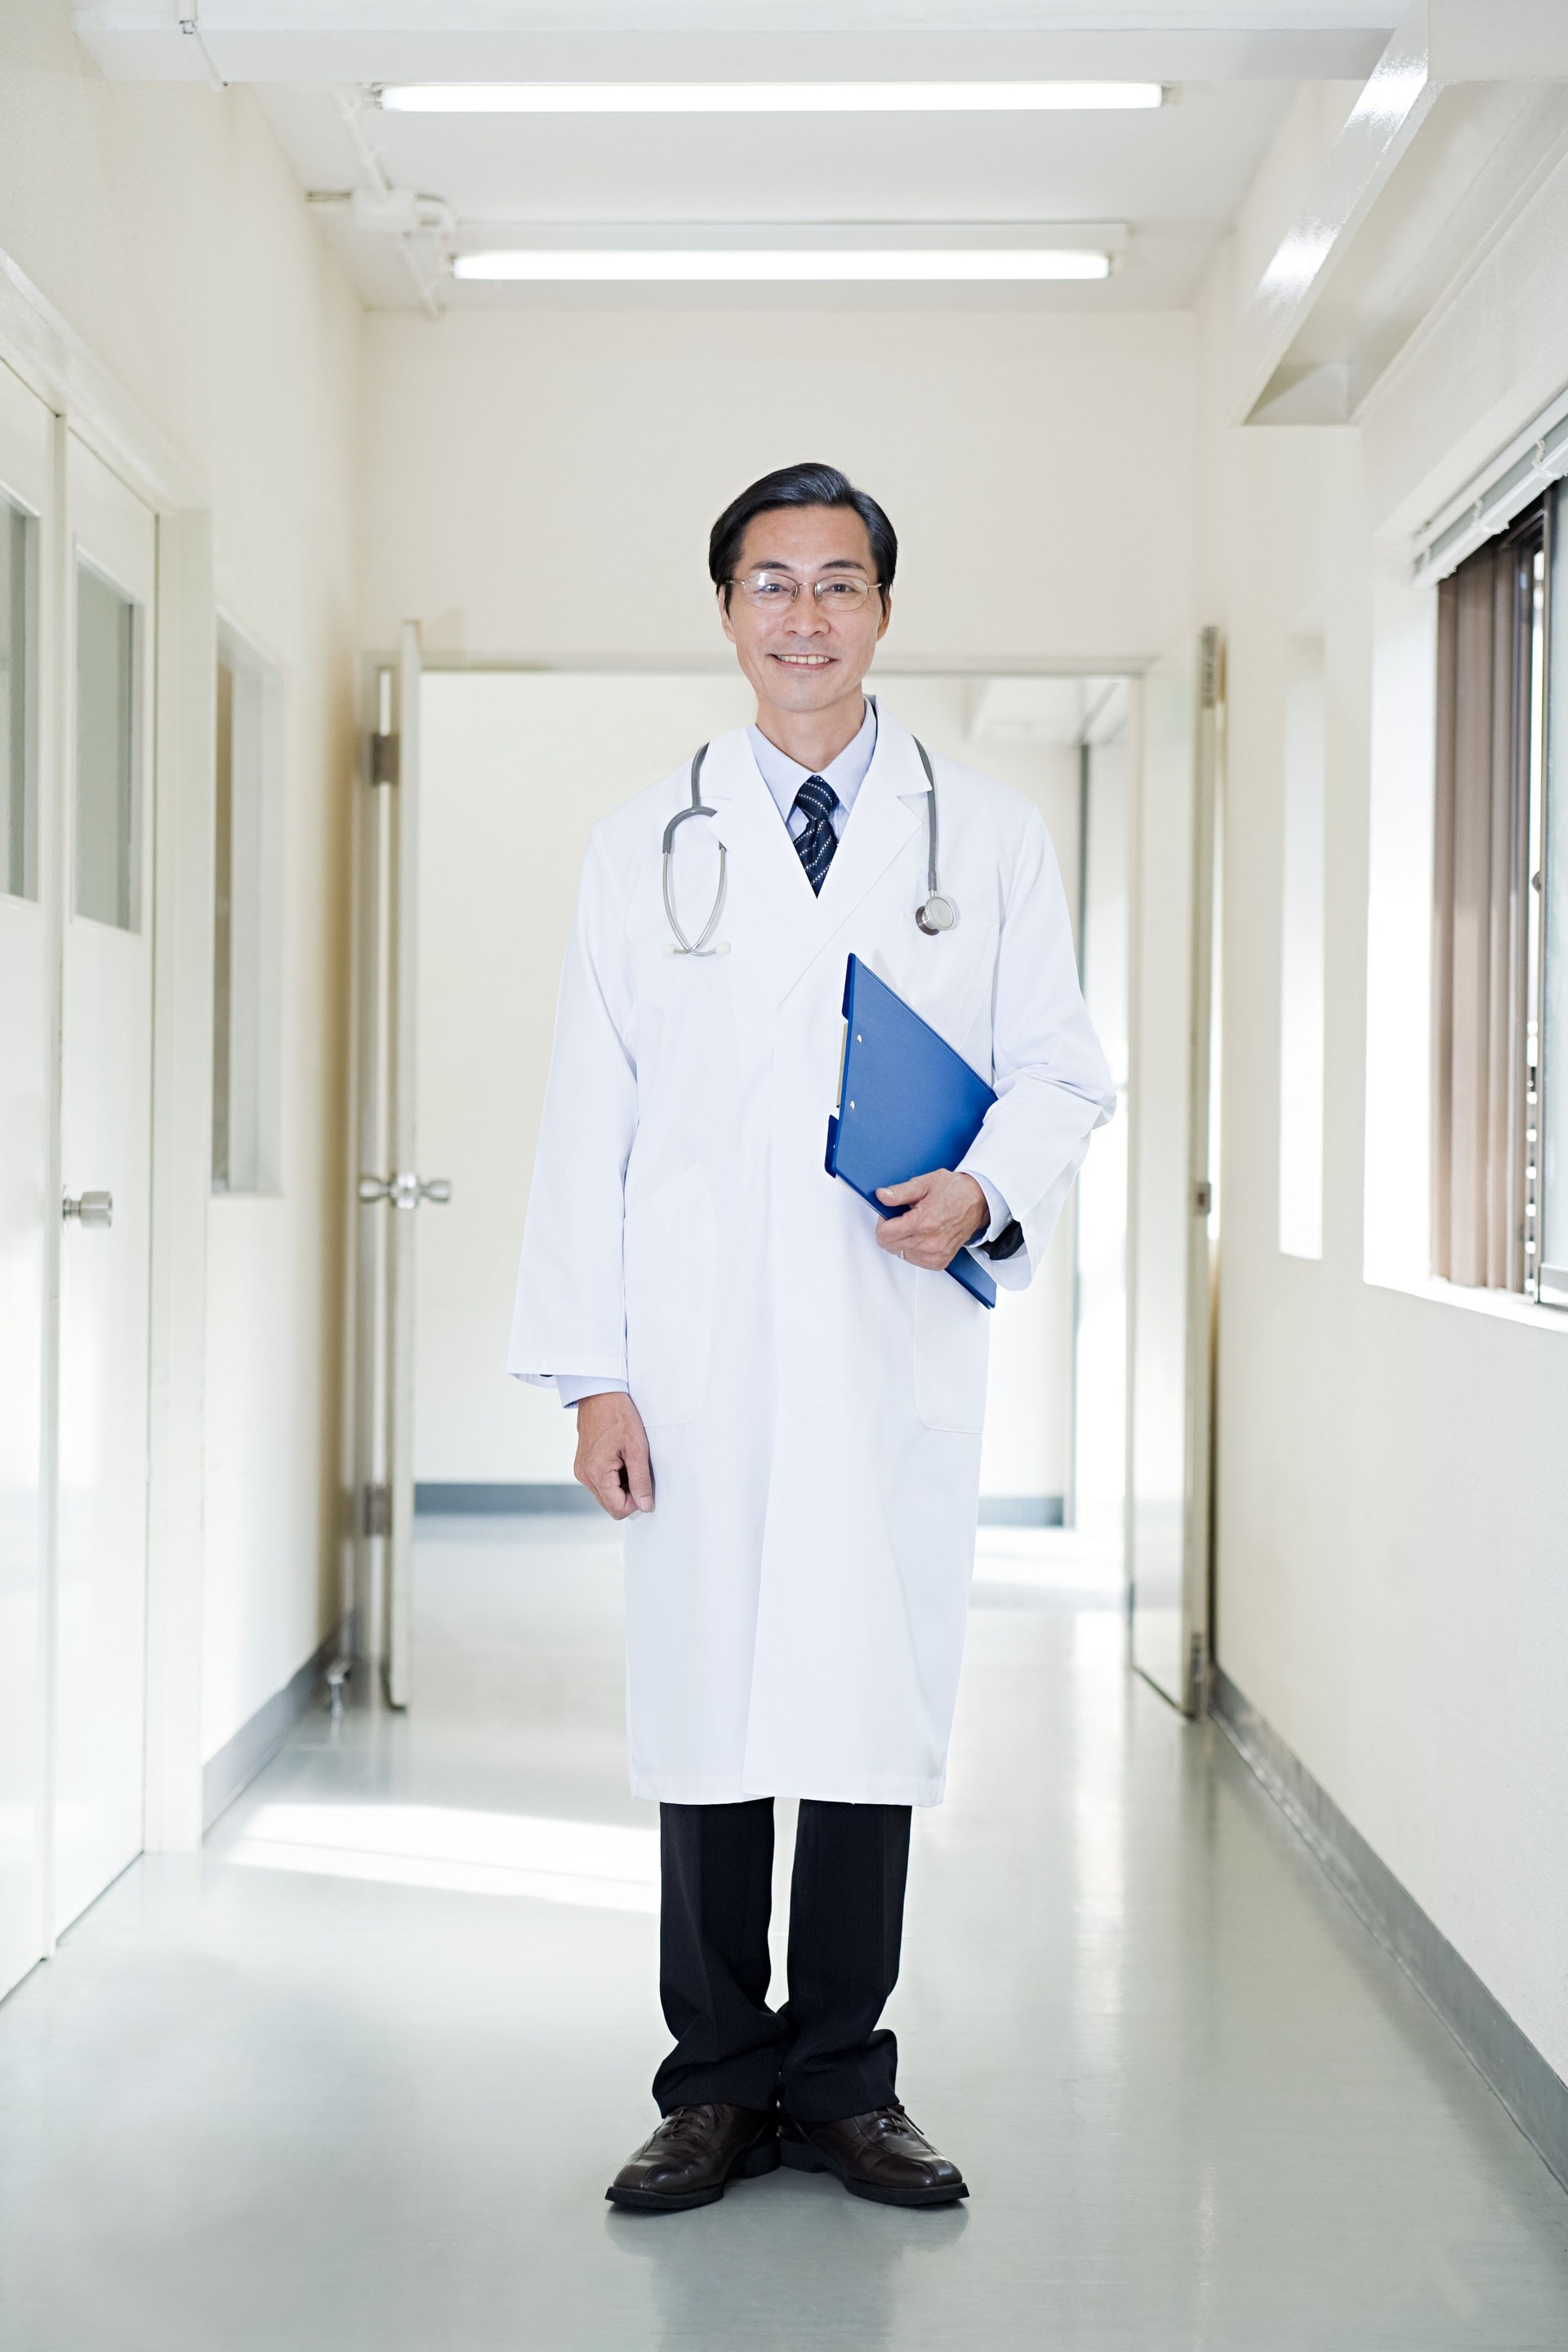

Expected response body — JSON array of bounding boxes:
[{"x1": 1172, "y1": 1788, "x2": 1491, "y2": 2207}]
[
  {"x1": 63, "y1": 1190, "x2": 114, "y2": 1227},
  {"x1": 358, "y1": 1173, "x2": 452, "y2": 1209}
]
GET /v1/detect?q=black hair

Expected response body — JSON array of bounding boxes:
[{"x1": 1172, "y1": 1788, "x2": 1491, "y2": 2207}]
[{"x1": 708, "y1": 462, "x2": 897, "y2": 607}]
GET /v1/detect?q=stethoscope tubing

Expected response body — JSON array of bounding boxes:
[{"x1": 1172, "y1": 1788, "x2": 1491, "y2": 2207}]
[
  {"x1": 662, "y1": 709, "x2": 955, "y2": 955},
  {"x1": 661, "y1": 744, "x2": 730, "y2": 956}
]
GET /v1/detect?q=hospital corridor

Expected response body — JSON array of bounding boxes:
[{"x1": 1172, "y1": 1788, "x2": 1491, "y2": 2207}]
[
  {"x1": 4, "y1": 5, "x2": 1568, "y2": 2347},
  {"x1": 4, "y1": 1519, "x2": 1566, "y2": 2350}
]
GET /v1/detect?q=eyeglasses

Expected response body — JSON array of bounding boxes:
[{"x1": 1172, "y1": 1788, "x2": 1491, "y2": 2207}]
[{"x1": 728, "y1": 572, "x2": 883, "y2": 611}]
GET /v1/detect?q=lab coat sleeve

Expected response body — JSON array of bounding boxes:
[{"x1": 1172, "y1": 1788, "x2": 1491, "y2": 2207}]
[
  {"x1": 507, "y1": 826, "x2": 639, "y2": 1385},
  {"x1": 957, "y1": 804, "x2": 1116, "y2": 1293}
]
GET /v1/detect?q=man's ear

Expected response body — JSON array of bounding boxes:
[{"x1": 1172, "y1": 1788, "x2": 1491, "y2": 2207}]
[
  {"x1": 875, "y1": 591, "x2": 893, "y2": 643},
  {"x1": 718, "y1": 585, "x2": 737, "y2": 646}
]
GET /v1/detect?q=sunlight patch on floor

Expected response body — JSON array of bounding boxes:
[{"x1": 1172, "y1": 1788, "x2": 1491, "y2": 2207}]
[
  {"x1": 972, "y1": 1523, "x2": 1124, "y2": 1600},
  {"x1": 223, "y1": 1802, "x2": 660, "y2": 1912}
]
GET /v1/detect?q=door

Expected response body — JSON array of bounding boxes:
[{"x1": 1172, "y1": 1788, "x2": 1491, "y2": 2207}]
[
  {"x1": 1126, "y1": 629, "x2": 1222, "y2": 1714},
  {"x1": 351, "y1": 622, "x2": 447, "y2": 1706},
  {"x1": 0, "y1": 365, "x2": 51, "y2": 1992},
  {"x1": 53, "y1": 437, "x2": 157, "y2": 1931}
]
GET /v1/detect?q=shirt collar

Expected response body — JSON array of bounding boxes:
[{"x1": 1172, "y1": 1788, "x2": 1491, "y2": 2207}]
[{"x1": 747, "y1": 697, "x2": 879, "y2": 826}]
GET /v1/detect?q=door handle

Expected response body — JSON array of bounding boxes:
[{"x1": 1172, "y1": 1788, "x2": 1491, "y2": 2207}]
[
  {"x1": 358, "y1": 1173, "x2": 452, "y2": 1209},
  {"x1": 63, "y1": 1190, "x2": 114, "y2": 1228}
]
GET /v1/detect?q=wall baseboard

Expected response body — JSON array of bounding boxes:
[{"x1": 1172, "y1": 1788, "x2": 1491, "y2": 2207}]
[
  {"x1": 415, "y1": 1482, "x2": 596, "y2": 1515},
  {"x1": 1211, "y1": 1666, "x2": 1568, "y2": 2193},
  {"x1": 978, "y1": 1495, "x2": 1065, "y2": 1527},
  {"x1": 202, "y1": 1626, "x2": 341, "y2": 1832},
  {"x1": 415, "y1": 1482, "x2": 1065, "y2": 1526}
]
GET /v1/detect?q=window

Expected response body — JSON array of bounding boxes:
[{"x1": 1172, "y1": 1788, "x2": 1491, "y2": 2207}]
[
  {"x1": 1431, "y1": 501, "x2": 1547, "y2": 1294},
  {"x1": 1279, "y1": 635, "x2": 1326, "y2": 1260},
  {"x1": 212, "y1": 621, "x2": 282, "y2": 1194},
  {"x1": 1, "y1": 492, "x2": 36, "y2": 900},
  {"x1": 1539, "y1": 483, "x2": 1568, "y2": 1303},
  {"x1": 74, "y1": 559, "x2": 140, "y2": 930}
]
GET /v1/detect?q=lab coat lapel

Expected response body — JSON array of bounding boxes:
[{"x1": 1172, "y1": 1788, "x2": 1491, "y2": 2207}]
[
  {"x1": 702, "y1": 731, "x2": 819, "y2": 932},
  {"x1": 813, "y1": 715, "x2": 924, "y2": 935},
  {"x1": 701, "y1": 716, "x2": 926, "y2": 995}
]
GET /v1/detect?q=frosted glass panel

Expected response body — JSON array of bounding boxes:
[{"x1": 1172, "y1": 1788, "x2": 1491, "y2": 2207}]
[
  {"x1": 1, "y1": 497, "x2": 33, "y2": 900},
  {"x1": 212, "y1": 627, "x2": 283, "y2": 1193},
  {"x1": 74, "y1": 563, "x2": 138, "y2": 931}
]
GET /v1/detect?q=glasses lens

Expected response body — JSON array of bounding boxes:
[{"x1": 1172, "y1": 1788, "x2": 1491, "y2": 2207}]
[
  {"x1": 737, "y1": 572, "x2": 798, "y2": 604},
  {"x1": 814, "y1": 577, "x2": 874, "y2": 608}
]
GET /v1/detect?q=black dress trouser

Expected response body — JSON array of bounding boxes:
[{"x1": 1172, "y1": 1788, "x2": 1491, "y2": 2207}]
[{"x1": 653, "y1": 1797, "x2": 912, "y2": 2124}]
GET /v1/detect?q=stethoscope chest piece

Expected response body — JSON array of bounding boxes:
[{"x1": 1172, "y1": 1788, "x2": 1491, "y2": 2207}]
[{"x1": 911, "y1": 736, "x2": 958, "y2": 936}]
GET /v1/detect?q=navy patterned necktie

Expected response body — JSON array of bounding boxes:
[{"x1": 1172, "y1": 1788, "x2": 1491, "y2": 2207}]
[{"x1": 791, "y1": 774, "x2": 840, "y2": 895}]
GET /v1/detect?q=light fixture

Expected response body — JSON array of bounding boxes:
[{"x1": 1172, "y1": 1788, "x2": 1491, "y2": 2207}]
[
  {"x1": 381, "y1": 81, "x2": 1164, "y2": 115},
  {"x1": 452, "y1": 248, "x2": 1113, "y2": 283}
]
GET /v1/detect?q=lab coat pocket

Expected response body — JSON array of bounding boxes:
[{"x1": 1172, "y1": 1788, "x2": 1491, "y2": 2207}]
[
  {"x1": 914, "y1": 1264, "x2": 991, "y2": 1434},
  {"x1": 884, "y1": 919, "x2": 1000, "y2": 1075},
  {"x1": 624, "y1": 1166, "x2": 716, "y2": 1428}
]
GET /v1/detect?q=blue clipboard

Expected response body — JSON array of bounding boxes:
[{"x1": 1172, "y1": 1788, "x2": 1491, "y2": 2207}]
[{"x1": 824, "y1": 955, "x2": 998, "y2": 1307}]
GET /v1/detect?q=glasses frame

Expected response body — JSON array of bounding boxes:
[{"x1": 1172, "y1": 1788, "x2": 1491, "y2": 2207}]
[{"x1": 727, "y1": 570, "x2": 885, "y2": 610}]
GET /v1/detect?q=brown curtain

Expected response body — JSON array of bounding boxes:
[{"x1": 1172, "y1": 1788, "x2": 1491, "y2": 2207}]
[{"x1": 1432, "y1": 538, "x2": 1533, "y2": 1289}]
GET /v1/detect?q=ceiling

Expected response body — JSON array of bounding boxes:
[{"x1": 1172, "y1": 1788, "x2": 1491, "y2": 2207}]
[
  {"x1": 258, "y1": 78, "x2": 1307, "y2": 313},
  {"x1": 75, "y1": 6, "x2": 1403, "y2": 315}
]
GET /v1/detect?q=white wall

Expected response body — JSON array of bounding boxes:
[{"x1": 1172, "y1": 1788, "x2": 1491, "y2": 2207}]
[
  {"x1": 415, "y1": 669, "x2": 1089, "y2": 1506},
  {"x1": 376, "y1": 304, "x2": 1171, "y2": 1518},
  {"x1": 0, "y1": 7, "x2": 363, "y2": 1765},
  {"x1": 361, "y1": 308, "x2": 1195, "y2": 667},
  {"x1": 1201, "y1": 131, "x2": 1568, "y2": 2078}
]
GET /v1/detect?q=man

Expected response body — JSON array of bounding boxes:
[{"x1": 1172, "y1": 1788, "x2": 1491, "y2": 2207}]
[{"x1": 509, "y1": 461, "x2": 1113, "y2": 2214}]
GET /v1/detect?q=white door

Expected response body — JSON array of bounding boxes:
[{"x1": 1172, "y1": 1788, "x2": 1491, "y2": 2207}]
[
  {"x1": 352, "y1": 621, "x2": 446, "y2": 1706},
  {"x1": 0, "y1": 365, "x2": 51, "y2": 1993},
  {"x1": 53, "y1": 438, "x2": 157, "y2": 1931},
  {"x1": 1126, "y1": 630, "x2": 1221, "y2": 1714}
]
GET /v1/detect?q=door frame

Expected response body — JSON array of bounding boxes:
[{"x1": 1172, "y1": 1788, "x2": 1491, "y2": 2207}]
[
  {"x1": 0, "y1": 247, "x2": 216, "y2": 1977},
  {"x1": 1125, "y1": 628, "x2": 1223, "y2": 1718}
]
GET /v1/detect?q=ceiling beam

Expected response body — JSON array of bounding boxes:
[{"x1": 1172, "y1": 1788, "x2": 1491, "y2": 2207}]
[
  {"x1": 70, "y1": 7, "x2": 1395, "y2": 88},
  {"x1": 1229, "y1": 0, "x2": 1568, "y2": 425}
]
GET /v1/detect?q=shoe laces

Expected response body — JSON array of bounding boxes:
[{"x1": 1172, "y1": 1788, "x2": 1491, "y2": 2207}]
[
  {"x1": 654, "y1": 2105, "x2": 715, "y2": 2145},
  {"x1": 866, "y1": 2103, "x2": 920, "y2": 2142}
]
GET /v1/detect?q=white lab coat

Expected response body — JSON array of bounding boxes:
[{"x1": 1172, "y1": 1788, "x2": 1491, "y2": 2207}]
[{"x1": 509, "y1": 710, "x2": 1113, "y2": 1806}]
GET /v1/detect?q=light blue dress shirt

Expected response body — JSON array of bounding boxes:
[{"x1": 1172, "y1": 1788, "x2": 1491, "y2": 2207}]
[
  {"x1": 746, "y1": 698, "x2": 879, "y2": 840},
  {"x1": 555, "y1": 701, "x2": 1007, "y2": 1409}
]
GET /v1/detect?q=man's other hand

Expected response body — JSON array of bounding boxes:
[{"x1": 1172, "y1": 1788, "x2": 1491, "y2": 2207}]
[
  {"x1": 574, "y1": 1392, "x2": 655, "y2": 1519},
  {"x1": 874, "y1": 1169, "x2": 989, "y2": 1272}
]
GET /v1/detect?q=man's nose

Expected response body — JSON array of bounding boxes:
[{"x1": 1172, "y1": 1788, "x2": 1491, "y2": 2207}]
[{"x1": 786, "y1": 594, "x2": 829, "y2": 635}]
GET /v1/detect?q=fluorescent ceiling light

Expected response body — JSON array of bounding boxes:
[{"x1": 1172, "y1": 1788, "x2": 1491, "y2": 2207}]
[
  {"x1": 381, "y1": 81, "x2": 1163, "y2": 116},
  {"x1": 453, "y1": 248, "x2": 1112, "y2": 283}
]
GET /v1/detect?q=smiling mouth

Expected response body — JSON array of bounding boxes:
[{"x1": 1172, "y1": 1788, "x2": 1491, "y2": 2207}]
[{"x1": 773, "y1": 653, "x2": 835, "y2": 666}]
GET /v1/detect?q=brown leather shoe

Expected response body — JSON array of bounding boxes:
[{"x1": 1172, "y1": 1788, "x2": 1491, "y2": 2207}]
[
  {"x1": 780, "y1": 2104, "x2": 968, "y2": 2208},
  {"x1": 606, "y1": 2103, "x2": 780, "y2": 2213}
]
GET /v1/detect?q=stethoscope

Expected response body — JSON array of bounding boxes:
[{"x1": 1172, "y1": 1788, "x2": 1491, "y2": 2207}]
[{"x1": 662, "y1": 710, "x2": 958, "y2": 956}]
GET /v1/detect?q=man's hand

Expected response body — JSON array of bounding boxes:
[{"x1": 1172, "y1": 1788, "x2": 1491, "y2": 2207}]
[
  {"x1": 574, "y1": 1392, "x2": 655, "y2": 1520},
  {"x1": 875, "y1": 1169, "x2": 989, "y2": 1272}
]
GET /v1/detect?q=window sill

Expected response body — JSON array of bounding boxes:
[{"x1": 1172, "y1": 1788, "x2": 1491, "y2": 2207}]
[{"x1": 1365, "y1": 1267, "x2": 1568, "y2": 1331}]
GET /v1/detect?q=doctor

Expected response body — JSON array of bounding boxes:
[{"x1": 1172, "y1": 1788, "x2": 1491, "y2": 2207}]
[{"x1": 510, "y1": 462, "x2": 1113, "y2": 2215}]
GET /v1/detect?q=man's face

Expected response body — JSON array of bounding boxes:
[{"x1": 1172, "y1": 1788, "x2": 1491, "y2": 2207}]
[{"x1": 719, "y1": 505, "x2": 891, "y2": 715}]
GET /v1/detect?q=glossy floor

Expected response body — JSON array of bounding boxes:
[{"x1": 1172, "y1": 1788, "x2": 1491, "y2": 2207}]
[{"x1": 2, "y1": 1519, "x2": 1567, "y2": 2350}]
